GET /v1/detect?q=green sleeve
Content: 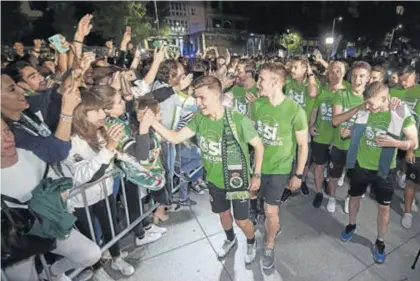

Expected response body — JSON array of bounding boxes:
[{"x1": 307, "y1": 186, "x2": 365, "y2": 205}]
[
  {"x1": 240, "y1": 115, "x2": 258, "y2": 143},
  {"x1": 403, "y1": 115, "x2": 416, "y2": 129},
  {"x1": 187, "y1": 113, "x2": 201, "y2": 133},
  {"x1": 293, "y1": 106, "x2": 308, "y2": 132}
]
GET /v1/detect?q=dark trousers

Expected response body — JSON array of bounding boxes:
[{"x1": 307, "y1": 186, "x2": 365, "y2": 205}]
[
  {"x1": 124, "y1": 180, "x2": 152, "y2": 238},
  {"x1": 74, "y1": 195, "x2": 120, "y2": 257}
]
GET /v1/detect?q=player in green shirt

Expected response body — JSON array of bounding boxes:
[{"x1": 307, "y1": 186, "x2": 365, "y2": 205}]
[
  {"x1": 309, "y1": 61, "x2": 347, "y2": 210},
  {"x1": 329, "y1": 61, "x2": 371, "y2": 213},
  {"x1": 250, "y1": 63, "x2": 308, "y2": 269},
  {"x1": 369, "y1": 65, "x2": 385, "y2": 84},
  {"x1": 402, "y1": 100, "x2": 420, "y2": 229},
  {"x1": 229, "y1": 59, "x2": 258, "y2": 116},
  {"x1": 146, "y1": 76, "x2": 264, "y2": 264},
  {"x1": 340, "y1": 82, "x2": 418, "y2": 264}
]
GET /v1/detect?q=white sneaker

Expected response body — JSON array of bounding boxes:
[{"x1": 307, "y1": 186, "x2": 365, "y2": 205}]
[
  {"x1": 327, "y1": 197, "x2": 336, "y2": 213},
  {"x1": 245, "y1": 241, "x2": 257, "y2": 264},
  {"x1": 412, "y1": 199, "x2": 418, "y2": 212},
  {"x1": 92, "y1": 268, "x2": 114, "y2": 281},
  {"x1": 77, "y1": 269, "x2": 94, "y2": 281},
  {"x1": 135, "y1": 231, "x2": 162, "y2": 246},
  {"x1": 344, "y1": 197, "x2": 350, "y2": 214},
  {"x1": 338, "y1": 172, "x2": 345, "y2": 187},
  {"x1": 217, "y1": 236, "x2": 237, "y2": 258},
  {"x1": 146, "y1": 224, "x2": 168, "y2": 235},
  {"x1": 52, "y1": 274, "x2": 71, "y2": 281},
  {"x1": 111, "y1": 257, "x2": 135, "y2": 276},
  {"x1": 362, "y1": 193, "x2": 366, "y2": 198},
  {"x1": 402, "y1": 213, "x2": 413, "y2": 229},
  {"x1": 397, "y1": 170, "x2": 406, "y2": 189},
  {"x1": 102, "y1": 250, "x2": 128, "y2": 260}
]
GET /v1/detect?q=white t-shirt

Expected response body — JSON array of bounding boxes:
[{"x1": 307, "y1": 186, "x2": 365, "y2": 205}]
[{"x1": 1, "y1": 148, "x2": 46, "y2": 207}]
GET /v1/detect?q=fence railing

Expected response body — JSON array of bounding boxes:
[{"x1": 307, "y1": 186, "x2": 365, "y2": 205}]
[{"x1": 2, "y1": 143, "x2": 203, "y2": 281}]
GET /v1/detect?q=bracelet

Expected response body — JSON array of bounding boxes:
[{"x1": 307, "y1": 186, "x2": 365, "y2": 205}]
[
  {"x1": 33, "y1": 49, "x2": 41, "y2": 53},
  {"x1": 73, "y1": 39, "x2": 84, "y2": 44},
  {"x1": 60, "y1": 113, "x2": 74, "y2": 120}
]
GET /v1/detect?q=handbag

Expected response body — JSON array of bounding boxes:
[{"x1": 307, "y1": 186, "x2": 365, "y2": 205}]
[{"x1": 1, "y1": 195, "x2": 56, "y2": 268}]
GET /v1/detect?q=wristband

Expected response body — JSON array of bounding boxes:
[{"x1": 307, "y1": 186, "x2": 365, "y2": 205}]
[
  {"x1": 33, "y1": 49, "x2": 41, "y2": 54},
  {"x1": 73, "y1": 39, "x2": 84, "y2": 44},
  {"x1": 253, "y1": 173, "x2": 262, "y2": 179},
  {"x1": 60, "y1": 113, "x2": 74, "y2": 120},
  {"x1": 294, "y1": 173, "x2": 303, "y2": 180}
]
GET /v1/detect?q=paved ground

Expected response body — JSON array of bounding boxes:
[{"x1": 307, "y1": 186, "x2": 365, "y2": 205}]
[{"x1": 106, "y1": 175, "x2": 420, "y2": 281}]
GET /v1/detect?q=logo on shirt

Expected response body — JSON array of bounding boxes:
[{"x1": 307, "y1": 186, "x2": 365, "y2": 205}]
[
  {"x1": 320, "y1": 102, "x2": 333, "y2": 121},
  {"x1": 255, "y1": 113, "x2": 283, "y2": 146},
  {"x1": 197, "y1": 131, "x2": 222, "y2": 162},
  {"x1": 287, "y1": 89, "x2": 305, "y2": 107},
  {"x1": 364, "y1": 120, "x2": 389, "y2": 148}
]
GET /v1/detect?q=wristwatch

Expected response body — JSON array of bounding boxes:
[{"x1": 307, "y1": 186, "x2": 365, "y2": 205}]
[
  {"x1": 253, "y1": 173, "x2": 262, "y2": 179},
  {"x1": 294, "y1": 173, "x2": 303, "y2": 180}
]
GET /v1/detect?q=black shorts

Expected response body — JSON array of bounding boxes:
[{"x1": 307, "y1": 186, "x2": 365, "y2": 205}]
[
  {"x1": 348, "y1": 162, "x2": 396, "y2": 206},
  {"x1": 207, "y1": 182, "x2": 249, "y2": 221},
  {"x1": 406, "y1": 158, "x2": 420, "y2": 185},
  {"x1": 259, "y1": 174, "x2": 289, "y2": 206},
  {"x1": 328, "y1": 146, "x2": 347, "y2": 179},
  {"x1": 311, "y1": 142, "x2": 330, "y2": 165}
]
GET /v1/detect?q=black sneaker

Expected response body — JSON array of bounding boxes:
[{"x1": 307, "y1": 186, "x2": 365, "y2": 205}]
[
  {"x1": 313, "y1": 192, "x2": 323, "y2": 208},
  {"x1": 323, "y1": 180, "x2": 329, "y2": 195},
  {"x1": 281, "y1": 189, "x2": 292, "y2": 203},
  {"x1": 301, "y1": 182, "x2": 309, "y2": 195},
  {"x1": 179, "y1": 198, "x2": 197, "y2": 206},
  {"x1": 249, "y1": 210, "x2": 258, "y2": 225}
]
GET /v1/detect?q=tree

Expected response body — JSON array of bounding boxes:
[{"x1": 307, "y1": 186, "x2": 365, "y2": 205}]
[
  {"x1": 49, "y1": 2, "x2": 77, "y2": 40},
  {"x1": 1, "y1": 1, "x2": 32, "y2": 45},
  {"x1": 93, "y1": 1, "x2": 152, "y2": 43}
]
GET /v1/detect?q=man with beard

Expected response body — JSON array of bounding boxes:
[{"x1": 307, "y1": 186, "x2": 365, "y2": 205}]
[
  {"x1": 250, "y1": 63, "x2": 308, "y2": 268},
  {"x1": 229, "y1": 59, "x2": 258, "y2": 116},
  {"x1": 281, "y1": 56, "x2": 320, "y2": 199},
  {"x1": 144, "y1": 76, "x2": 264, "y2": 264},
  {"x1": 330, "y1": 61, "x2": 371, "y2": 213},
  {"x1": 309, "y1": 61, "x2": 348, "y2": 210},
  {"x1": 340, "y1": 82, "x2": 418, "y2": 264}
]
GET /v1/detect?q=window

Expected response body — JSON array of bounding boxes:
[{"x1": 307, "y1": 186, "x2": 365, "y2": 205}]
[
  {"x1": 171, "y1": 2, "x2": 174, "y2": 9},
  {"x1": 191, "y1": 8, "x2": 195, "y2": 16}
]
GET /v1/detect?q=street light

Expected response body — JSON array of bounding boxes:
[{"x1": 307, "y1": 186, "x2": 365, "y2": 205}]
[
  {"x1": 389, "y1": 24, "x2": 403, "y2": 49},
  {"x1": 331, "y1": 16, "x2": 343, "y2": 42},
  {"x1": 326, "y1": 36, "x2": 334, "y2": 45}
]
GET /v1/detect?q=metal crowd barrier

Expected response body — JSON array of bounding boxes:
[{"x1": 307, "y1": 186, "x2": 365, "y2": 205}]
[{"x1": 2, "y1": 145, "x2": 204, "y2": 281}]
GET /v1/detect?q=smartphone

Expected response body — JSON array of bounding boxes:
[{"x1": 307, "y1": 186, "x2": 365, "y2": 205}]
[{"x1": 48, "y1": 34, "x2": 69, "y2": 54}]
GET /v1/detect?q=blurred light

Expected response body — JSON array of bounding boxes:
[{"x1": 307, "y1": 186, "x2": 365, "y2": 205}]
[
  {"x1": 286, "y1": 29, "x2": 290, "y2": 33},
  {"x1": 357, "y1": 37, "x2": 362, "y2": 41},
  {"x1": 326, "y1": 37, "x2": 334, "y2": 44},
  {"x1": 338, "y1": 16, "x2": 343, "y2": 21},
  {"x1": 140, "y1": 48, "x2": 146, "y2": 53},
  {"x1": 397, "y1": 24, "x2": 403, "y2": 29},
  {"x1": 250, "y1": 33, "x2": 254, "y2": 36}
]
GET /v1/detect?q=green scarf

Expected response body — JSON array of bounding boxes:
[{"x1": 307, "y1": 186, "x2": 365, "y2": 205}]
[{"x1": 222, "y1": 109, "x2": 250, "y2": 200}]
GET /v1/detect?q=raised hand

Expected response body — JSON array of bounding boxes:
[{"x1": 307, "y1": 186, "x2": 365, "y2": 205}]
[
  {"x1": 105, "y1": 40, "x2": 113, "y2": 49},
  {"x1": 33, "y1": 39, "x2": 42, "y2": 50},
  {"x1": 77, "y1": 14, "x2": 94, "y2": 38},
  {"x1": 179, "y1": 73, "x2": 193, "y2": 90},
  {"x1": 80, "y1": 51, "x2": 96, "y2": 74},
  {"x1": 61, "y1": 71, "x2": 82, "y2": 115},
  {"x1": 106, "y1": 123, "x2": 125, "y2": 151}
]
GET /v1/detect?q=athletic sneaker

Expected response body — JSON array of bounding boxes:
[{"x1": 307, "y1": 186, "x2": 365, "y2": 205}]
[
  {"x1": 245, "y1": 240, "x2": 257, "y2": 264},
  {"x1": 280, "y1": 189, "x2": 292, "y2": 203},
  {"x1": 111, "y1": 257, "x2": 135, "y2": 276},
  {"x1": 191, "y1": 183, "x2": 205, "y2": 194},
  {"x1": 340, "y1": 224, "x2": 356, "y2": 242},
  {"x1": 313, "y1": 192, "x2": 323, "y2": 208},
  {"x1": 396, "y1": 170, "x2": 406, "y2": 189},
  {"x1": 217, "y1": 236, "x2": 237, "y2": 259},
  {"x1": 146, "y1": 224, "x2": 167, "y2": 235},
  {"x1": 135, "y1": 231, "x2": 162, "y2": 246},
  {"x1": 262, "y1": 247, "x2": 275, "y2": 269},
  {"x1": 373, "y1": 240, "x2": 386, "y2": 264},
  {"x1": 338, "y1": 172, "x2": 346, "y2": 187},
  {"x1": 344, "y1": 196, "x2": 350, "y2": 214},
  {"x1": 77, "y1": 269, "x2": 93, "y2": 281},
  {"x1": 92, "y1": 268, "x2": 114, "y2": 281},
  {"x1": 52, "y1": 274, "x2": 71, "y2": 281},
  {"x1": 412, "y1": 199, "x2": 418, "y2": 212},
  {"x1": 301, "y1": 182, "x2": 309, "y2": 195},
  {"x1": 401, "y1": 213, "x2": 413, "y2": 229},
  {"x1": 327, "y1": 197, "x2": 336, "y2": 213},
  {"x1": 179, "y1": 198, "x2": 197, "y2": 206}
]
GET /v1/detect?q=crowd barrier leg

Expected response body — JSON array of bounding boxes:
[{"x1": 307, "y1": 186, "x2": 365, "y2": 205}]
[
  {"x1": 101, "y1": 182, "x2": 116, "y2": 238},
  {"x1": 81, "y1": 189, "x2": 97, "y2": 244},
  {"x1": 1, "y1": 269, "x2": 9, "y2": 281},
  {"x1": 120, "y1": 178, "x2": 131, "y2": 224},
  {"x1": 39, "y1": 254, "x2": 52, "y2": 281}
]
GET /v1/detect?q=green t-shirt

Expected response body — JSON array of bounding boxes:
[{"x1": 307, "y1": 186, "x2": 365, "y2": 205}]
[
  {"x1": 356, "y1": 111, "x2": 415, "y2": 170},
  {"x1": 250, "y1": 97, "x2": 307, "y2": 175},
  {"x1": 401, "y1": 85, "x2": 420, "y2": 111},
  {"x1": 284, "y1": 78, "x2": 319, "y2": 122},
  {"x1": 312, "y1": 87, "x2": 337, "y2": 145},
  {"x1": 390, "y1": 87, "x2": 406, "y2": 98},
  {"x1": 187, "y1": 110, "x2": 258, "y2": 189},
  {"x1": 413, "y1": 102, "x2": 420, "y2": 157},
  {"x1": 230, "y1": 84, "x2": 258, "y2": 116},
  {"x1": 332, "y1": 90, "x2": 364, "y2": 150}
]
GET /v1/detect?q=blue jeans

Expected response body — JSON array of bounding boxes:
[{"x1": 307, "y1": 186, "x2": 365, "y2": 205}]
[{"x1": 179, "y1": 145, "x2": 203, "y2": 201}]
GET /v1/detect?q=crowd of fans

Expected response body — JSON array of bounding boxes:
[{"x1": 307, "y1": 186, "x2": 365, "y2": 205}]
[{"x1": 1, "y1": 13, "x2": 419, "y2": 280}]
